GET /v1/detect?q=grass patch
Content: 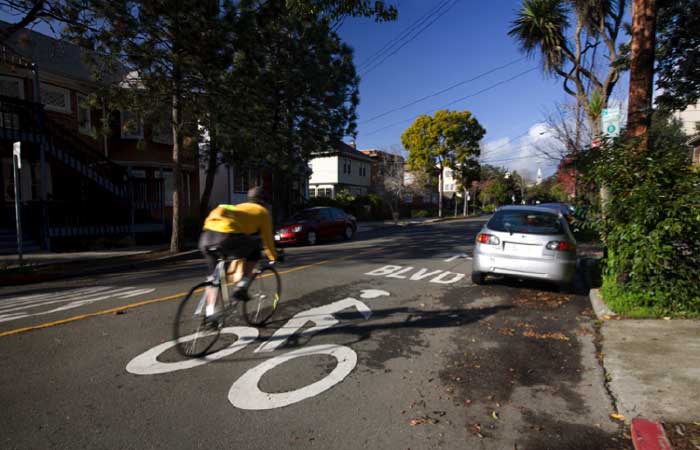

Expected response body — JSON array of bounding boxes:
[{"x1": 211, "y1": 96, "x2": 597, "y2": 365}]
[{"x1": 601, "y1": 275, "x2": 700, "y2": 319}]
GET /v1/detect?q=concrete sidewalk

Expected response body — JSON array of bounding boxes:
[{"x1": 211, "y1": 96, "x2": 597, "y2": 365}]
[
  {"x1": 589, "y1": 290, "x2": 700, "y2": 425},
  {"x1": 0, "y1": 245, "x2": 167, "y2": 269}
]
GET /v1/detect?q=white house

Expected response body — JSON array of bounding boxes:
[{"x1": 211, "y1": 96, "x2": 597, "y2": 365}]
[
  {"x1": 674, "y1": 103, "x2": 700, "y2": 165},
  {"x1": 309, "y1": 142, "x2": 373, "y2": 198},
  {"x1": 674, "y1": 103, "x2": 700, "y2": 137}
]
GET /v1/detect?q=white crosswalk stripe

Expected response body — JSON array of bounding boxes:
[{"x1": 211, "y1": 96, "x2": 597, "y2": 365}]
[{"x1": 0, "y1": 286, "x2": 156, "y2": 324}]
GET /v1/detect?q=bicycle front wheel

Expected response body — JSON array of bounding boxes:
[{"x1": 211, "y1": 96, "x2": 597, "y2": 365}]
[
  {"x1": 243, "y1": 266, "x2": 281, "y2": 326},
  {"x1": 173, "y1": 282, "x2": 223, "y2": 357}
]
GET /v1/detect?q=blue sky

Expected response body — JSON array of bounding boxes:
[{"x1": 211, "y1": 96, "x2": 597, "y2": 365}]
[
  {"x1": 339, "y1": 0, "x2": 629, "y2": 178},
  {"x1": 2, "y1": 1, "x2": 630, "y2": 178}
]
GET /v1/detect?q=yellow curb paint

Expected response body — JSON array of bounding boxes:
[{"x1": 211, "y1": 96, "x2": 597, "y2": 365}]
[{"x1": 0, "y1": 248, "x2": 379, "y2": 338}]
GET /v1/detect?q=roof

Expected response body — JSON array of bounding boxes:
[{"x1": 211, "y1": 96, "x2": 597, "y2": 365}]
[
  {"x1": 0, "y1": 21, "x2": 115, "y2": 84},
  {"x1": 312, "y1": 141, "x2": 373, "y2": 162},
  {"x1": 687, "y1": 134, "x2": 700, "y2": 146},
  {"x1": 360, "y1": 149, "x2": 405, "y2": 162}
]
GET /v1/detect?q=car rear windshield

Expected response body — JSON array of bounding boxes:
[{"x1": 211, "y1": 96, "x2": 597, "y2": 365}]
[
  {"x1": 488, "y1": 210, "x2": 564, "y2": 235},
  {"x1": 293, "y1": 210, "x2": 321, "y2": 220}
]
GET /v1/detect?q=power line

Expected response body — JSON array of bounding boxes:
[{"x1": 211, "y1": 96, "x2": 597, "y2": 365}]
[
  {"x1": 362, "y1": 66, "x2": 538, "y2": 137},
  {"x1": 359, "y1": 57, "x2": 525, "y2": 125},
  {"x1": 357, "y1": 0, "x2": 452, "y2": 71},
  {"x1": 360, "y1": 0, "x2": 460, "y2": 77}
]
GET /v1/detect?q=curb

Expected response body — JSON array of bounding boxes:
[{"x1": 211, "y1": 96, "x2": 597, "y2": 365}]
[
  {"x1": 0, "y1": 249, "x2": 199, "y2": 287},
  {"x1": 589, "y1": 288, "x2": 617, "y2": 319},
  {"x1": 631, "y1": 418, "x2": 673, "y2": 450}
]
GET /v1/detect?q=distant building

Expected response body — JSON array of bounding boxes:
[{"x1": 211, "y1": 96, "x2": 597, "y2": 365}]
[
  {"x1": 358, "y1": 149, "x2": 405, "y2": 194},
  {"x1": 673, "y1": 102, "x2": 700, "y2": 165},
  {"x1": 308, "y1": 142, "x2": 372, "y2": 198},
  {"x1": 674, "y1": 103, "x2": 700, "y2": 137},
  {"x1": 536, "y1": 168, "x2": 543, "y2": 185},
  {"x1": 688, "y1": 135, "x2": 700, "y2": 166},
  {"x1": 0, "y1": 22, "x2": 197, "y2": 251}
]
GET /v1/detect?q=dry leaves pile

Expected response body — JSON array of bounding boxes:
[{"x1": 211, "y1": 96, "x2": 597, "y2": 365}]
[
  {"x1": 513, "y1": 291, "x2": 572, "y2": 310},
  {"x1": 522, "y1": 329, "x2": 570, "y2": 341}
]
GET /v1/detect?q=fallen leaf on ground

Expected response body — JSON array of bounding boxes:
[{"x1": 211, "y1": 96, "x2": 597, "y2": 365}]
[
  {"x1": 523, "y1": 330, "x2": 570, "y2": 341},
  {"x1": 491, "y1": 411, "x2": 499, "y2": 420},
  {"x1": 610, "y1": 413, "x2": 625, "y2": 421},
  {"x1": 469, "y1": 423, "x2": 483, "y2": 438},
  {"x1": 409, "y1": 417, "x2": 438, "y2": 426}
]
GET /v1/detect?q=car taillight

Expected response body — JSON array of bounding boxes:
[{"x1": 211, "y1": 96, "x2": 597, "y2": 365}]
[
  {"x1": 546, "y1": 241, "x2": 576, "y2": 251},
  {"x1": 476, "y1": 233, "x2": 500, "y2": 245}
]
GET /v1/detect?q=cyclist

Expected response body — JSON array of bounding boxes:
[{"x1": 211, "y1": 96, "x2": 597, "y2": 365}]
[{"x1": 199, "y1": 186, "x2": 278, "y2": 317}]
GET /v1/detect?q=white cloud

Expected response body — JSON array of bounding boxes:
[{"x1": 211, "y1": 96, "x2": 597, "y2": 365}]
[{"x1": 480, "y1": 123, "x2": 564, "y2": 180}]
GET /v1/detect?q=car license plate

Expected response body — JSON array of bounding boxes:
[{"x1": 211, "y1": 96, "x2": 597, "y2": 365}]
[
  {"x1": 504, "y1": 243, "x2": 540, "y2": 257},
  {"x1": 274, "y1": 234, "x2": 280, "y2": 241}
]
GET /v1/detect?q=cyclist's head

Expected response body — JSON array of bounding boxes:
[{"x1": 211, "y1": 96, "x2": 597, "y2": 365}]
[{"x1": 247, "y1": 186, "x2": 269, "y2": 206}]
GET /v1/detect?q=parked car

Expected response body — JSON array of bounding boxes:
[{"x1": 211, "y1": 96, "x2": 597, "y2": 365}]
[
  {"x1": 275, "y1": 207, "x2": 357, "y2": 245},
  {"x1": 538, "y1": 202, "x2": 575, "y2": 224},
  {"x1": 471, "y1": 205, "x2": 577, "y2": 289}
]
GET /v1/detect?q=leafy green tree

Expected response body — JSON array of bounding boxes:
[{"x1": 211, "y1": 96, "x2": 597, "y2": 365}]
[
  {"x1": 578, "y1": 114, "x2": 700, "y2": 315},
  {"x1": 220, "y1": 0, "x2": 366, "y2": 218},
  {"x1": 401, "y1": 110, "x2": 485, "y2": 217},
  {"x1": 655, "y1": 0, "x2": 700, "y2": 111},
  {"x1": 479, "y1": 178, "x2": 509, "y2": 210},
  {"x1": 61, "y1": 0, "x2": 237, "y2": 252},
  {"x1": 508, "y1": 0, "x2": 628, "y2": 134}
]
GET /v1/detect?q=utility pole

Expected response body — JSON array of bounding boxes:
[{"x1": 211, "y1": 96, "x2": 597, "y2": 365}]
[{"x1": 12, "y1": 142, "x2": 23, "y2": 265}]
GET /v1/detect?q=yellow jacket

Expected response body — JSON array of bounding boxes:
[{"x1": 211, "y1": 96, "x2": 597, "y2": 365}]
[{"x1": 203, "y1": 203, "x2": 277, "y2": 261}]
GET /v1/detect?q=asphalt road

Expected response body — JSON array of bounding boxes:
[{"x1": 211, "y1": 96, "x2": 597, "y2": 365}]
[{"x1": 0, "y1": 219, "x2": 630, "y2": 450}]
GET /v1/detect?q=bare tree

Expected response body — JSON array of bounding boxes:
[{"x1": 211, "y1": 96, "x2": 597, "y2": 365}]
[{"x1": 372, "y1": 147, "x2": 406, "y2": 223}]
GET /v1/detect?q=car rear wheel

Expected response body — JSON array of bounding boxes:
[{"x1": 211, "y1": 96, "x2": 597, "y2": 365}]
[
  {"x1": 307, "y1": 230, "x2": 317, "y2": 245},
  {"x1": 343, "y1": 225, "x2": 354, "y2": 240},
  {"x1": 471, "y1": 271, "x2": 485, "y2": 285}
]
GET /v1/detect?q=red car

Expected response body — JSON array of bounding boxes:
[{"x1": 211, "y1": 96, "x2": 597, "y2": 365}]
[{"x1": 275, "y1": 207, "x2": 357, "y2": 245}]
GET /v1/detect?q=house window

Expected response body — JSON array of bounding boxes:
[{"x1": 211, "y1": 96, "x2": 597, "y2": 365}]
[
  {"x1": 309, "y1": 187, "x2": 317, "y2": 198},
  {"x1": 234, "y1": 168, "x2": 251, "y2": 193},
  {"x1": 77, "y1": 94, "x2": 92, "y2": 135},
  {"x1": 120, "y1": 110, "x2": 144, "y2": 139},
  {"x1": 317, "y1": 187, "x2": 333, "y2": 198},
  {"x1": 152, "y1": 115, "x2": 173, "y2": 145},
  {"x1": 40, "y1": 83, "x2": 71, "y2": 113},
  {"x1": 0, "y1": 76, "x2": 24, "y2": 99},
  {"x1": 163, "y1": 171, "x2": 174, "y2": 206}
]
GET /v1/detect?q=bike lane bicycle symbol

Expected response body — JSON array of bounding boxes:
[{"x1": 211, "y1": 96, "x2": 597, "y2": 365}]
[{"x1": 126, "y1": 289, "x2": 391, "y2": 410}]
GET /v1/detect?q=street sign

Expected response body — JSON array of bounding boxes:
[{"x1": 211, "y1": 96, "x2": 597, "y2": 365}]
[
  {"x1": 13, "y1": 141, "x2": 21, "y2": 168},
  {"x1": 602, "y1": 107, "x2": 621, "y2": 138}
]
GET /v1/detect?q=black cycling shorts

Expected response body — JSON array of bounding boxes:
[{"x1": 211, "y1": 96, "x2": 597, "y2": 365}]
[{"x1": 198, "y1": 230, "x2": 262, "y2": 271}]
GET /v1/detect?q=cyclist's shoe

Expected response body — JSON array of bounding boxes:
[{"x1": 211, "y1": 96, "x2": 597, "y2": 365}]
[{"x1": 204, "y1": 312, "x2": 223, "y2": 329}]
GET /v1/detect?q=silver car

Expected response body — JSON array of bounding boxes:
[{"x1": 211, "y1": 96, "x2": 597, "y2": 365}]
[{"x1": 472, "y1": 206, "x2": 577, "y2": 288}]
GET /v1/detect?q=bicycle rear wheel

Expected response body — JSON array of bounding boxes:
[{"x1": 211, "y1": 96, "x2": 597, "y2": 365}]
[
  {"x1": 173, "y1": 282, "x2": 224, "y2": 357},
  {"x1": 242, "y1": 266, "x2": 281, "y2": 326}
]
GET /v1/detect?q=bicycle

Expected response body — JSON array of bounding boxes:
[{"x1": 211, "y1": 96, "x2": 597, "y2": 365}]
[{"x1": 173, "y1": 246, "x2": 284, "y2": 357}]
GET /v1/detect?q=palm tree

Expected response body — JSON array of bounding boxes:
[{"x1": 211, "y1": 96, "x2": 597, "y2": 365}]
[{"x1": 508, "y1": 0, "x2": 627, "y2": 135}]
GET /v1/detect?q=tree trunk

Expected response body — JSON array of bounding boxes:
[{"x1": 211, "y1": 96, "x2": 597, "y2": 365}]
[
  {"x1": 463, "y1": 188, "x2": 467, "y2": 216},
  {"x1": 199, "y1": 124, "x2": 218, "y2": 219},
  {"x1": 438, "y1": 167, "x2": 443, "y2": 218},
  {"x1": 627, "y1": 0, "x2": 658, "y2": 147},
  {"x1": 170, "y1": 92, "x2": 183, "y2": 253}
]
